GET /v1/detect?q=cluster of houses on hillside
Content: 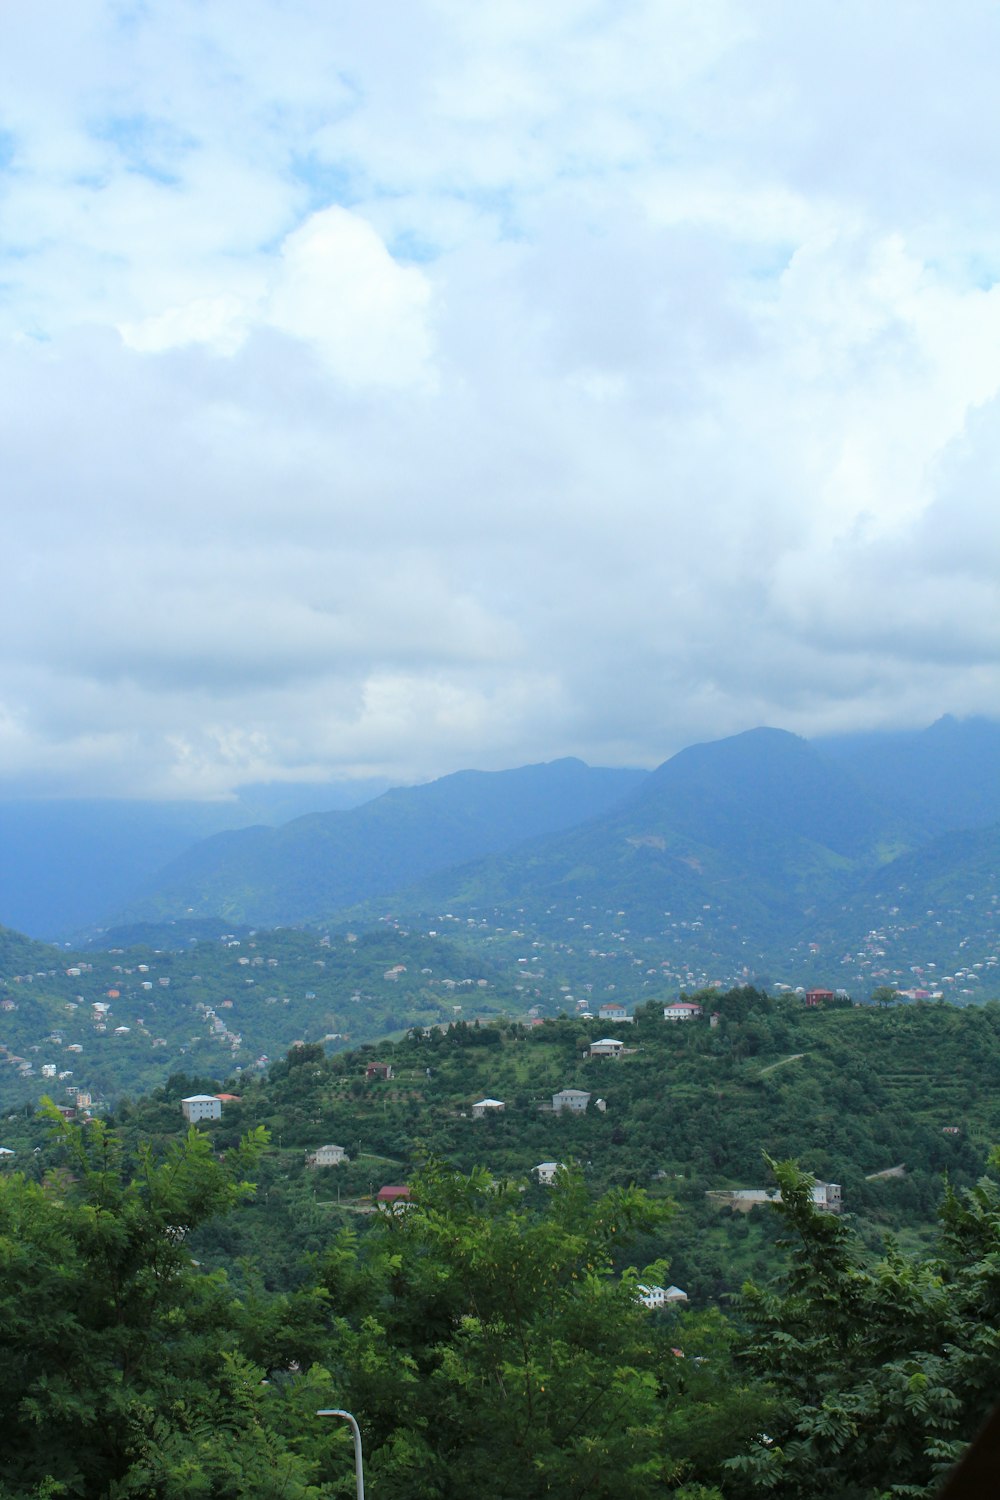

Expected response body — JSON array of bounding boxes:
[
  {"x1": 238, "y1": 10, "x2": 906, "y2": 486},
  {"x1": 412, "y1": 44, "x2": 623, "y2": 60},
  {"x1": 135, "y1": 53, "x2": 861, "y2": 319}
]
[
  {"x1": 468, "y1": 1088, "x2": 609, "y2": 1117},
  {"x1": 589, "y1": 991, "x2": 843, "y2": 1026}
]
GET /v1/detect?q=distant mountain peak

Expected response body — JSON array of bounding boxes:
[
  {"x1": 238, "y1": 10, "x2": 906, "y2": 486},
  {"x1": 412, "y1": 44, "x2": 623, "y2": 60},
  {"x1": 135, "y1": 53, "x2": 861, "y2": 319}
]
[{"x1": 649, "y1": 725, "x2": 811, "y2": 780}]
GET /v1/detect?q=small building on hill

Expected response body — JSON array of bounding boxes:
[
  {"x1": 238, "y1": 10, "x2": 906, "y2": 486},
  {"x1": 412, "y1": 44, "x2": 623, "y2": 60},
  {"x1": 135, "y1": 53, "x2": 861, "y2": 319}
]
[
  {"x1": 308, "y1": 1143, "x2": 348, "y2": 1167},
  {"x1": 533, "y1": 1161, "x2": 563, "y2": 1185},
  {"x1": 472, "y1": 1097, "x2": 506, "y2": 1118},
  {"x1": 663, "y1": 1002, "x2": 703, "y2": 1021},
  {"x1": 636, "y1": 1284, "x2": 689, "y2": 1309},
  {"x1": 366, "y1": 1061, "x2": 393, "y2": 1080},
  {"x1": 552, "y1": 1088, "x2": 591, "y2": 1114},
  {"x1": 589, "y1": 1037, "x2": 624, "y2": 1058},
  {"x1": 599, "y1": 1002, "x2": 631, "y2": 1023},
  {"x1": 181, "y1": 1095, "x2": 221, "y2": 1123},
  {"x1": 376, "y1": 1185, "x2": 412, "y2": 1212},
  {"x1": 710, "y1": 1180, "x2": 842, "y2": 1214},
  {"x1": 805, "y1": 989, "x2": 835, "y2": 1007}
]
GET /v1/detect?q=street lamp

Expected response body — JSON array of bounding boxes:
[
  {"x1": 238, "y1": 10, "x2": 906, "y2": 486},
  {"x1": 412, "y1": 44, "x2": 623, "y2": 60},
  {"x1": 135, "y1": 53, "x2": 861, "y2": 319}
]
[{"x1": 317, "y1": 1407, "x2": 365, "y2": 1500}]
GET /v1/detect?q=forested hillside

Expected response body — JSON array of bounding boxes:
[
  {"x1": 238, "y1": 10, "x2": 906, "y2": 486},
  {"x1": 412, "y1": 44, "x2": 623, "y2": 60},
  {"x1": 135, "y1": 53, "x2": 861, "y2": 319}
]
[
  {"x1": 6, "y1": 721, "x2": 1000, "y2": 1001},
  {"x1": 120, "y1": 759, "x2": 645, "y2": 929},
  {"x1": 13, "y1": 991, "x2": 1000, "y2": 1300},
  {"x1": 7, "y1": 995, "x2": 1000, "y2": 1497},
  {"x1": 0, "y1": 923, "x2": 519, "y2": 1113},
  {"x1": 817, "y1": 714, "x2": 1000, "y2": 833}
]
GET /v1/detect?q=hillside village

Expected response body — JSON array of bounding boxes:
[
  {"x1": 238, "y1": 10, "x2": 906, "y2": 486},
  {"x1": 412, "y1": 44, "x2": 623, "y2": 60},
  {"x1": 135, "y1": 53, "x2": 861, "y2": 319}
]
[
  {"x1": 9, "y1": 985, "x2": 1000, "y2": 1320},
  {"x1": 5, "y1": 892, "x2": 1000, "y2": 1126},
  {"x1": 6, "y1": 722, "x2": 1000, "y2": 1130}
]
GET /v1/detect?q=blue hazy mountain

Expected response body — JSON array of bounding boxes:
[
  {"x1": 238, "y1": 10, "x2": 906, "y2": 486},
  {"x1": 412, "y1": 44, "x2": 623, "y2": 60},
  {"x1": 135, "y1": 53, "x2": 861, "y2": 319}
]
[
  {"x1": 6, "y1": 716, "x2": 1000, "y2": 950},
  {"x1": 116, "y1": 759, "x2": 648, "y2": 930},
  {"x1": 814, "y1": 715, "x2": 1000, "y2": 834},
  {"x1": 376, "y1": 728, "x2": 923, "y2": 953},
  {"x1": 0, "y1": 778, "x2": 390, "y2": 940}
]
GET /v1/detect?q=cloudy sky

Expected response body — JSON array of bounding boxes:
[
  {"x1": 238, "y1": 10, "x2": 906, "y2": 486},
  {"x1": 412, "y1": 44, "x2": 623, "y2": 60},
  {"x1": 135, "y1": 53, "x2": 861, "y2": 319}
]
[{"x1": 3, "y1": 0, "x2": 1000, "y2": 799}]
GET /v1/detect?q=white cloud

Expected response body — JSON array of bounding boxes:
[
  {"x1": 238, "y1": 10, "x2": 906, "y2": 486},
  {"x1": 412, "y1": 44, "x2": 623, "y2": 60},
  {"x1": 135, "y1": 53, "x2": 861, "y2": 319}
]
[
  {"x1": 120, "y1": 205, "x2": 436, "y2": 387},
  {"x1": 265, "y1": 207, "x2": 435, "y2": 386},
  {"x1": 2, "y1": 1, "x2": 1000, "y2": 796}
]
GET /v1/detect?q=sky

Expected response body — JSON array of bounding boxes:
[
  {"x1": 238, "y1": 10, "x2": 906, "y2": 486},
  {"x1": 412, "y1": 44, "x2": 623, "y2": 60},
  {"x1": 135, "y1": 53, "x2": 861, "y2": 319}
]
[{"x1": 3, "y1": 0, "x2": 1000, "y2": 800}]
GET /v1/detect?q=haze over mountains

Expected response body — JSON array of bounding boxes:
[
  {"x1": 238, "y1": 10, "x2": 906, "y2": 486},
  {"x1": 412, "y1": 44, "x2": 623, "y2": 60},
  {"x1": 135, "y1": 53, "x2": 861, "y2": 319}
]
[
  {"x1": 0, "y1": 776, "x2": 391, "y2": 938},
  {"x1": 3, "y1": 717, "x2": 1000, "y2": 993},
  {"x1": 118, "y1": 759, "x2": 645, "y2": 932}
]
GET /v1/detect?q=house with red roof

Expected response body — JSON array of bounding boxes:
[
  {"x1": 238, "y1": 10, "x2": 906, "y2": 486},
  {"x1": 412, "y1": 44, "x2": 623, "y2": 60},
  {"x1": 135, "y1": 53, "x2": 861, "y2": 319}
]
[{"x1": 376, "y1": 1185, "x2": 412, "y2": 1212}]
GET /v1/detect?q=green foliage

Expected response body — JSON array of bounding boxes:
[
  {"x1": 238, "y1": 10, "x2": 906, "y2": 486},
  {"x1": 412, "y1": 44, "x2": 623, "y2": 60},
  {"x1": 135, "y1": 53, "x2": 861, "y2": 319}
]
[
  {"x1": 65, "y1": 992, "x2": 1000, "y2": 1309},
  {"x1": 0, "y1": 1111, "x2": 324, "y2": 1498},
  {"x1": 125, "y1": 758, "x2": 644, "y2": 928},
  {"x1": 12, "y1": 1098, "x2": 1000, "y2": 1497},
  {"x1": 727, "y1": 1156, "x2": 1000, "y2": 1499},
  {"x1": 300, "y1": 1160, "x2": 766, "y2": 1499}
]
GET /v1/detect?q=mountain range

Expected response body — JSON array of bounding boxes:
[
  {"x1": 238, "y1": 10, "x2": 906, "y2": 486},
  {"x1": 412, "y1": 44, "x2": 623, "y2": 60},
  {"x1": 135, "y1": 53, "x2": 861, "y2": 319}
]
[
  {"x1": 117, "y1": 759, "x2": 645, "y2": 930},
  {"x1": 3, "y1": 717, "x2": 1000, "y2": 994}
]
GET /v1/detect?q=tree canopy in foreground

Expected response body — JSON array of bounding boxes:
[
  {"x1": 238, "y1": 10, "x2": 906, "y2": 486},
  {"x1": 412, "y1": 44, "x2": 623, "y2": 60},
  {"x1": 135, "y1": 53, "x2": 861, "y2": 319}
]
[{"x1": 5, "y1": 1109, "x2": 1000, "y2": 1498}]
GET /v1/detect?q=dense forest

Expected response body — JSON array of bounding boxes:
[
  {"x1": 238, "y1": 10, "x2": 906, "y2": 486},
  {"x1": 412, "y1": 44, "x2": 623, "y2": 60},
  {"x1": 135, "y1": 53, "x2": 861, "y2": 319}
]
[{"x1": 6, "y1": 991, "x2": 1000, "y2": 1495}]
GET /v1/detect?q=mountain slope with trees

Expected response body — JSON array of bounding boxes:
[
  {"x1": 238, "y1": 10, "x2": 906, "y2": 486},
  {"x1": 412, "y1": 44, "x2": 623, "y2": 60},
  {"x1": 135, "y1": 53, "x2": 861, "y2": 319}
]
[
  {"x1": 355, "y1": 729, "x2": 928, "y2": 971},
  {"x1": 816, "y1": 713, "x2": 1000, "y2": 834},
  {"x1": 119, "y1": 758, "x2": 646, "y2": 929},
  {"x1": 61, "y1": 991, "x2": 1000, "y2": 1305}
]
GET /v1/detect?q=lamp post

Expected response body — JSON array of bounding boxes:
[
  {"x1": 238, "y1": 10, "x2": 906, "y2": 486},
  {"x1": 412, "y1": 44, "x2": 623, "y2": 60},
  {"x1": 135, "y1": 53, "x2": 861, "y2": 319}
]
[{"x1": 317, "y1": 1407, "x2": 365, "y2": 1500}]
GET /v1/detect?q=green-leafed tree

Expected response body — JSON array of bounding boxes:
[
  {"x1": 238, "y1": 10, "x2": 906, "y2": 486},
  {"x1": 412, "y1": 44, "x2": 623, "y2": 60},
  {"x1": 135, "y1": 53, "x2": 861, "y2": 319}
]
[
  {"x1": 0, "y1": 1108, "x2": 325, "y2": 1499},
  {"x1": 726, "y1": 1155, "x2": 1000, "y2": 1499},
  {"x1": 291, "y1": 1161, "x2": 768, "y2": 1500}
]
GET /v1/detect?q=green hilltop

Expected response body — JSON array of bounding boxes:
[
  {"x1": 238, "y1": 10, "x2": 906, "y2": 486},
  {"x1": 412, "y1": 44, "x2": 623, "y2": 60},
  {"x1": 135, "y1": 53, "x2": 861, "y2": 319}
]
[
  {"x1": 59, "y1": 989, "x2": 1000, "y2": 1302},
  {"x1": 9, "y1": 989, "x2": 1000, "y2": 1497}
]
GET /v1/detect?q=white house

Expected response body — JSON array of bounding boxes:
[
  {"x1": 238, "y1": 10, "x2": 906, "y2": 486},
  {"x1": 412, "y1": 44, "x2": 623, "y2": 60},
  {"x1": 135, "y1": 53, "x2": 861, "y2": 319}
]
[
  {"x1": 712, "y1": 1181, "x2": 843, "y2": 1214},
  {"x1": 309, "y1": 1143, "x2": 348, "y2": 1167},
  {"x1": 472, "y1": 1097, "x2": 506, "y2": 1118},
  {"x1": 663, "y1": 1002, "x2": 703, "y2": 1021},
  {"x1": 598, "y1": 1002, "x2": 631, "y2": 1023},
  {"x1": 589, "y1": 1037, "x2": 624, "y2": 1057},
  {"x1": 552, "y1": 1088, "x2": 591, "y2": 1114},
  {"x1": 181, "y1": 1095, "x2": 222, "y2": 1123},
  {"x1": 812, "y1": 1181, "x2": 842, "y2": 1212},
  {"x1": 533, "y1": 1161, "x2": 563, "y2": 1185},
  {"x1": 636, "y1": 1284, "x2": 689, "y2": 1309}
]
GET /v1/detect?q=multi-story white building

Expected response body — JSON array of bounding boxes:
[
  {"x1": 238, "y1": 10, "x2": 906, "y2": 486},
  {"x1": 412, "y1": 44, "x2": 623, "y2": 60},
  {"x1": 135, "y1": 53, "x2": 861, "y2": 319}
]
[
  {"x1": 551, "y1": 1088, "x2": 591, "y2": 1114},
  {"x1": 308, "y1": 1143, "x2": 348, "y2": 1167},
  {"x1": 181, "y1": 1095, "x2": 221, "y2": 1123}
]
